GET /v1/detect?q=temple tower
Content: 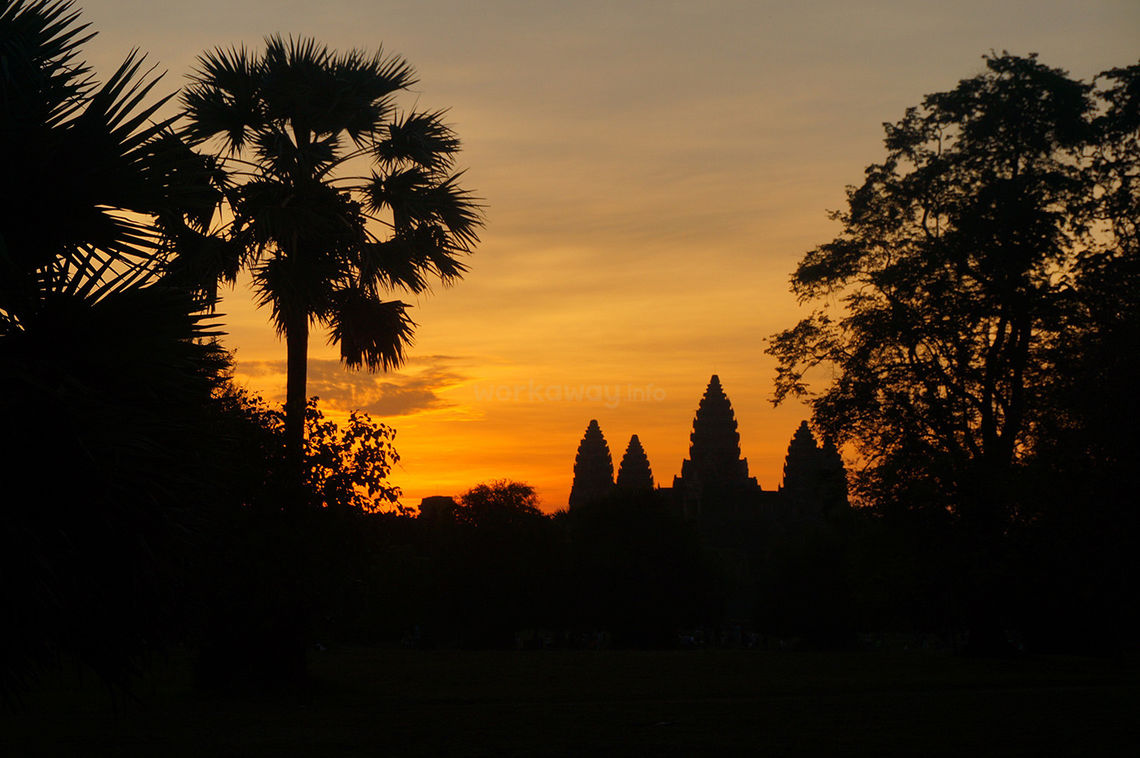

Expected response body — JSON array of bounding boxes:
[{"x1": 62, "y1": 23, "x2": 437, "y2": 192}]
[
  {"x1": 780, "y1": 420, "x2": 849, "y2": 517},
  {"x1": 569, "y1": 419, "x2": 614, "y2": 509},
  {"x1": 673, "y1": 375, "x2": 759, "y2": 517},
  {"x1": 616, "y1": 434, "x2": 654, "y2": 492},
  {"x1": 781, "y1": 420, "x2": 820, "y2": 513},
  {"x1": 815, "y1": 437, "x2": 849, "y2": 514}
]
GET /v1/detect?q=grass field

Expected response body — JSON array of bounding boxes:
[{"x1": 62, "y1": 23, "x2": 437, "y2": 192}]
[{"x1": 4, "y1": 647, "x2": 1138, "y2": 756}]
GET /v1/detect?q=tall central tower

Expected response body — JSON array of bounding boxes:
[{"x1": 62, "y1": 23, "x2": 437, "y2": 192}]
[{"x1": 673, "y1": 375, "x2": 759, "y2": 517}]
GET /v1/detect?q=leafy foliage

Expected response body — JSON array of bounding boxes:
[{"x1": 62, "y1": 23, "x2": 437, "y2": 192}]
[
  {"x1": 212, "y1": 386, "x2": 403, "y2": 513},
  {"x1": 190, "y1": 386, "x2": 408, "y2": 689},
  {"x1": 456, "y1": 480, "x2": 545, "y2": 527},
  {"x1": 768, "y1": 54, "x2": 1109, "y2": 516}
]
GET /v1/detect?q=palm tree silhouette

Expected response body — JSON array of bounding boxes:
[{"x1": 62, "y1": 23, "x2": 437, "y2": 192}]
[{"x1": 180, "y1": 36, "x2": 482, "y2": 464}]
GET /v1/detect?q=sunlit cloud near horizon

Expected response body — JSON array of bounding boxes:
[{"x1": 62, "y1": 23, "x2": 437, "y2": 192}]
[{"x1": 81, "y1": 0, "x2": 1140, "y2": 509}]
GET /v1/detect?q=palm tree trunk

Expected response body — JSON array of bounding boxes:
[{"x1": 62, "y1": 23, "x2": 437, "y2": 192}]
[{"x1": 284, "y1": 313, "x2": 309, "y2": 478}]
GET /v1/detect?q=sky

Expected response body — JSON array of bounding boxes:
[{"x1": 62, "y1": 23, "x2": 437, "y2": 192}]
[{"x1": 79, "y1": 0, "x2": 1139, "y2": 510}]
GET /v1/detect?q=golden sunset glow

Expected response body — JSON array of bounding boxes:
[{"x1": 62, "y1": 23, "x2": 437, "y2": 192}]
[{"x1": 81, "y1": 0, "x2": 1140, "y2": 509}]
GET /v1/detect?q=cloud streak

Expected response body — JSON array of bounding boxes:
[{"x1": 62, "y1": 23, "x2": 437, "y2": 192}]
[{"x1": 233, "y1": 355, "x2": 471, "y2": 418}]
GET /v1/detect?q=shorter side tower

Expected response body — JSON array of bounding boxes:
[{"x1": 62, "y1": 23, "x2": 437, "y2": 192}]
[
  {"x1": 616, "y1": 434, "x2": 654, "y2": 492},
  {"x1": 569, "y1": 419, "x2": 614, "y2": 509},
  {"x1": 816, "y1": 437, "x2": 849, "y2": 514},
  {"x1": 781, "y1": 420, "x2": 820, "y2": 513},
  {"x1": 780, "y1": 420, "x2": 849, "y2": 518}
]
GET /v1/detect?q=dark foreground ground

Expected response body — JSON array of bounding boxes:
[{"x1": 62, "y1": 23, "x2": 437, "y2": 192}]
[{"x1": 4, "y1": 647, "x2": 1138, "y2": 756}]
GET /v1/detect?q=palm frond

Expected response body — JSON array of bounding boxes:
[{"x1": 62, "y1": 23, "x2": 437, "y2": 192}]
[
  {"x1": 233, "y1": 177, "x2": 366, "y2": 258},
  {"x1": 0, "y1": 0, "x2": 96, "y2": 127},
  {"x1": 91, "y1": 50, "x2": 170, "y2": 136},
  {"x1": 415, "y1": 224, "x2": 471, "y2": 283},
  {"x1": 325, "y1": 288, "x2": 415, "y2": 371},
  {"x1": 0, "y1": 2, "x2": 222, "y2": 320},
  {"x1": 374, "y1": 110, "x2": 460, "y2": 173},
  {"x1": 365, "y1": 165, "x2": 429, "y2": 222},
  {"x1": 367, "y1": 167, "x2": 483, "y2": 249},
  {"x1": 335, "y1": 45, "x2": 416, "y2": 95},
  {"x1": 181, "y1": 45, "x2": 262, "y2": 151},
  {"x1": 357, "y1": 225, "x2": 471, "y2": 295},
  {"x1": 159, "y1": 223, "x2": 247, "y2": 303},
  {"x1": 425, "y1": 171, "x2": 484, "y2": 248},
  {"x1": 356, "y1": 237, "x2": 430, "y2": 293},
  {"x1": 251, "y1": 253, "x2": 344, "y2": 335},
  {"x1": 332, "y1": 46, "x2": 416, "y2": 144},
  {"x1": 259, "y1": 34, "x2": 339, "y2": 132},
  {"x1": 143, "y1": 129, "x2": 229, "y2": 232},
  {"x1": 251, "y1": 127, "x2": 339, "y2": 180}
]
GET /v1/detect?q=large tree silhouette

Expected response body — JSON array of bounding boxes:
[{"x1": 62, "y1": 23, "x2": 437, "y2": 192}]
[
  {"x1": 1011, "y1": 62, "x2": 1140, "y2": 650},
  {"x1": 766, "y1": 53, "x2": 1135, "y2": 650},
  {"x1": 770, "y1": 54, "x2": 1099, "y2": 510},
  {"x1": 180, "y1": 36, "x2": 482, "y2": 464}
]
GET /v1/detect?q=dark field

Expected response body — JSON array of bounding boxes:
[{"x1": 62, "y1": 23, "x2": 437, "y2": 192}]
[{"x1": 5, "y1": 648, "x2": 1137, "y2": 756}]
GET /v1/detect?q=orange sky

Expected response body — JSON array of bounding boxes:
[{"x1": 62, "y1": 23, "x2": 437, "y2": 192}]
[{"x1": 81, "y1": 0, "x2": 1140, "y2": 510}]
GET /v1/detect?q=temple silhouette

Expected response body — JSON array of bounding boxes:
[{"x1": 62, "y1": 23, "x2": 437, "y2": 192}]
[
  {"x1": 569, "y1": 375, "x2": 847, "y2": 521},
  {"x1": 569, "y1": 375, "x2": 849, "y2": 623}
]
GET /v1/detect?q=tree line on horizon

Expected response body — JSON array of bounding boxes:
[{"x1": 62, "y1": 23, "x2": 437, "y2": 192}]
[{"x1": 2, "y1": 0, "x2": 1138, "y2": 699}]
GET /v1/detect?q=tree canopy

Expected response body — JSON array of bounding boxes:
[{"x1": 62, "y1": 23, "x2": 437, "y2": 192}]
[{"x1": 768, "y1": 53, "x2": 1137, "y2": 520}]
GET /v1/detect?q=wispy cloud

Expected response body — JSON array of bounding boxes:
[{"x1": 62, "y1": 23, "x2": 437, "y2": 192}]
[{"x1": 233, "y1": 355, "x2": 471, "y2": 418}]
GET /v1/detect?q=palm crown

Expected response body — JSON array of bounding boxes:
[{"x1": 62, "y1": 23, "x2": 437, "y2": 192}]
[{"x1": 180, "y1": 35, "x2": 482, "y2": 457}]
